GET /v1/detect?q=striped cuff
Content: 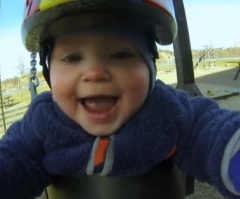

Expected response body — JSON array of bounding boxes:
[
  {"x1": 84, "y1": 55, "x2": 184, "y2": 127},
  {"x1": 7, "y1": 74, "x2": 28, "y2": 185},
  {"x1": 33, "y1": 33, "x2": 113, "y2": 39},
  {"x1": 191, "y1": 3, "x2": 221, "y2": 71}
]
[
  {"x1": 86, "y1": 135, "x2": 115, "y2": 176},
  {"x1": 221, "y1": 128, "x2": 240, "y2": 196}
]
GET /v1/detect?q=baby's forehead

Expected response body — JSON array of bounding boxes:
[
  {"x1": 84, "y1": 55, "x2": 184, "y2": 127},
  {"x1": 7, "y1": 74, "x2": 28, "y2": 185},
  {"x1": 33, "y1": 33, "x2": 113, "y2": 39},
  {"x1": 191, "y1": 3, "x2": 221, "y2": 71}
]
[{"x1": 54, "y1": 33, "x2": 140, "y2": 48}]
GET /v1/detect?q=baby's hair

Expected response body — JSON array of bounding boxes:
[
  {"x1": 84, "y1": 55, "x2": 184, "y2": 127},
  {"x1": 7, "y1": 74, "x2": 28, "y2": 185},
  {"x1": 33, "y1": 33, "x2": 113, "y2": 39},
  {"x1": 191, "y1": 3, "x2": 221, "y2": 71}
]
[
  {"x1": 39, "y1": 39, "x2": 54, "y2": 88},
  {"x1": 148, "y1": 35, "x2": 159, "y2": 62}
]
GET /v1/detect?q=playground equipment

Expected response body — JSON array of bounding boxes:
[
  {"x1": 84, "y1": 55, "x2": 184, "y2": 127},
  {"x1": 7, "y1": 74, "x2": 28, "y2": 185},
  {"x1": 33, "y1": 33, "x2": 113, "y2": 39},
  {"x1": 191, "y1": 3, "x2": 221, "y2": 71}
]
[{"x1": 194, "y1": 45, "x2": 217, "y2": 69}]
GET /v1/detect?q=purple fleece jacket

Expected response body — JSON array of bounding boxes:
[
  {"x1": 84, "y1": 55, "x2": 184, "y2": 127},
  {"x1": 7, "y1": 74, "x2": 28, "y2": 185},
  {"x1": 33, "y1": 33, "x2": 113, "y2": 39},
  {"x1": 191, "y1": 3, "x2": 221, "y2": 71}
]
[{"x1": 0, "y1": 80, "x2": 240, "y2": 199}]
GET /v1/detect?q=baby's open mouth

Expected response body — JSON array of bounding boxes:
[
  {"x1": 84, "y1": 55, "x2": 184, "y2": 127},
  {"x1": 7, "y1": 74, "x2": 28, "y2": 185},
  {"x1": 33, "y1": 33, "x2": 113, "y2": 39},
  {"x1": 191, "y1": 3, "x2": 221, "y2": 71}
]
[{"x1": 80, "y1": 96, "x2": 118, "y2": 113}]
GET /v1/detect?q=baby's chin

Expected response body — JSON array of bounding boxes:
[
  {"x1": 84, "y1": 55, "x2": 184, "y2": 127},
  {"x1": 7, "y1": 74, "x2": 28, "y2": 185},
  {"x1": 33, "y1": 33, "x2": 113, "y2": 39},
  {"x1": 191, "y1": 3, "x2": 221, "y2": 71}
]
[
  {"x1": 88, "y1": 131, "x2": 115, "y2": 137},
  {"x1": 82, "y1": 125, "x2": 121, "y2": 137}
]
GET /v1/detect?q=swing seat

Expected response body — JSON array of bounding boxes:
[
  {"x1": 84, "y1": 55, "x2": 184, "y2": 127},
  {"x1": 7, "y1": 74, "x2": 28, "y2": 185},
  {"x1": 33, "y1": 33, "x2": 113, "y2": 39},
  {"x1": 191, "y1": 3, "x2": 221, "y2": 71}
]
[{"x1": 46, "y1": 159, "x2": 184, "y2": 199}]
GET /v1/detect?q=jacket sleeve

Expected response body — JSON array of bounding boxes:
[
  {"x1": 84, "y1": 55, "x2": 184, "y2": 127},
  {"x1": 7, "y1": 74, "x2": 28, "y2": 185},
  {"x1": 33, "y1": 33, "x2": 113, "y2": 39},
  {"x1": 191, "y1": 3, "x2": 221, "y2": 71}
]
[
  {"x1": 0, "y1": 94, "x2": 52, "y2": 199},
  {"x1": 229, "y1": 149, "x2": 240, "y2": 193},
  {"x1": 173, "y1": 90, "x2": 240, "y2": 199},
  {"x1": 222, "y1": 128, "x2": 240, "y2": 195}
]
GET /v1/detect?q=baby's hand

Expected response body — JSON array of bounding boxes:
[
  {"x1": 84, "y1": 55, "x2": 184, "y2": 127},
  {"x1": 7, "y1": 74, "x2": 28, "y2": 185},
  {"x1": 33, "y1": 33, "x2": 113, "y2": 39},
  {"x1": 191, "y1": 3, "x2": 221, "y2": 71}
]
[{"x1": 229, "y1": 150, "x2": 240, "y2": 192}]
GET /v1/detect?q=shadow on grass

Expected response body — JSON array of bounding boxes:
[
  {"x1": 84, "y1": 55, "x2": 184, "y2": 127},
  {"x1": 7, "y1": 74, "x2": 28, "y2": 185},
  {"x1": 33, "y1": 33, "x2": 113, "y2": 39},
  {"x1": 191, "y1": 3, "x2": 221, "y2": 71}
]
[
  {"x1": 195, "y1": 66, "x2": 239, "y2": 87},
  {"x1": 168, "y1": 67, "x2": 239, "y2": 89}
]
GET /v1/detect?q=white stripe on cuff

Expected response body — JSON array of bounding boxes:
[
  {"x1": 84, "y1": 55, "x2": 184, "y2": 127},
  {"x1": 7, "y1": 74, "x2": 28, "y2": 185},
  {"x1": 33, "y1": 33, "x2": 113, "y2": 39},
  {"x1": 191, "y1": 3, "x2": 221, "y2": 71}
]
[{"x1": 221, "y1": 128, "x2": 240, "y2": 196}]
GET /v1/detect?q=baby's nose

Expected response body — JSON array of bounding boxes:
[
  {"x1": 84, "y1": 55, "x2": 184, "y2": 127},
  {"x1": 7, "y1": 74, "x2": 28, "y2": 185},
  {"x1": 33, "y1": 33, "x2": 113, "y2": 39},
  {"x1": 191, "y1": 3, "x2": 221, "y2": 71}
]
[{"x1": 81, "y1": 62, "x2": 111, "y2": 82}]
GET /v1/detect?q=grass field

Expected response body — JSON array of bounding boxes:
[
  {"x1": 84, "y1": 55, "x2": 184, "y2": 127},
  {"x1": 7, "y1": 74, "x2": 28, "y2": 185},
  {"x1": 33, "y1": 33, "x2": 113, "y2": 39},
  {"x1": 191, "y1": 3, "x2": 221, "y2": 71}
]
[{"x1": 2, "y1": 84, "x2": 50, "y2": 105}]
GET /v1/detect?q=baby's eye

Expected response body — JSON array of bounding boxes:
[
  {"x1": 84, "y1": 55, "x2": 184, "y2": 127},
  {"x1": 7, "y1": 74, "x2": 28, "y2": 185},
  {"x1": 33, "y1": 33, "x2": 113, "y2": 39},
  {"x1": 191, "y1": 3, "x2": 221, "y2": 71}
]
[
  {"x1": 62, "y1": 55, "x2": 81, "y2": 63},
  {"x1": 111, "y1": 52, "x2": 134, "y2": 59}
]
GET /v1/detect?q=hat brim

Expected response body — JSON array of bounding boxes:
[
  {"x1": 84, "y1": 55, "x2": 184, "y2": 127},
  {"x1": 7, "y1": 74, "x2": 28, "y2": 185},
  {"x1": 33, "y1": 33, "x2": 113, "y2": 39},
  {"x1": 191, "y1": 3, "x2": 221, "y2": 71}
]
[{"x1": 22, "y1": 1, "x2": 177, "y2": 52}]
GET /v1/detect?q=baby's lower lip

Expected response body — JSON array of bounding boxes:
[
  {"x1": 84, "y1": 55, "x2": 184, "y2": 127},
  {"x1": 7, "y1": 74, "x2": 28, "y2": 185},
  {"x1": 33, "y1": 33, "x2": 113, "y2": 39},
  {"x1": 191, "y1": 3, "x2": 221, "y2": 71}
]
[{"x1": 80, "y1": 97, "x2": 118, "y2": 123}]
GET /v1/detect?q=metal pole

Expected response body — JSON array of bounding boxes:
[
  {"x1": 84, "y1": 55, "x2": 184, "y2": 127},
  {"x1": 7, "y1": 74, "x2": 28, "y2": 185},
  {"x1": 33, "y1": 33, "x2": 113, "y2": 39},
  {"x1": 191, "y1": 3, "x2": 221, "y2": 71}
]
[
  {"x1": 173, "y1": 0, "x2": 202, "y2": 97},
  {"x1": 172, "y1": 0, "x2": 202, "y2": 195},
  {"x1": 0, "y1": 69, "x2": 6, "y2": 133},
  {"x1": 0, "y1": 0, "x2": 7, "y2": 133}
]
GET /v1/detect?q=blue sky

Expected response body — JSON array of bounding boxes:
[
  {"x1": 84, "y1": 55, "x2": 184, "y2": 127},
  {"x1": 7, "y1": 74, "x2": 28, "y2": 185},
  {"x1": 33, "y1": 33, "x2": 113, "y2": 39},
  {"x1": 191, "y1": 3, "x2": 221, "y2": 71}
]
[{"x1": 0, "y1": 0, "x2": 240, "y2": 80}]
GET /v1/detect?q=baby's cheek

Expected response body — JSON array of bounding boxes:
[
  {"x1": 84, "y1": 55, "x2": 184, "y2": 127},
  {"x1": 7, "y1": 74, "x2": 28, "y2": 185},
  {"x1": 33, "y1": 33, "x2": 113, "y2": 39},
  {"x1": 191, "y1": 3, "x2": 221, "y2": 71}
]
[
  {"x1": 129, "y1": 75, "x2": 149, "y2": 94},
  {"x1": 50, "y1": 74, "x2": 72, "y2": 94},
  {"x1": 126, "y1": 79, "x2": 148, "y2": 108}
]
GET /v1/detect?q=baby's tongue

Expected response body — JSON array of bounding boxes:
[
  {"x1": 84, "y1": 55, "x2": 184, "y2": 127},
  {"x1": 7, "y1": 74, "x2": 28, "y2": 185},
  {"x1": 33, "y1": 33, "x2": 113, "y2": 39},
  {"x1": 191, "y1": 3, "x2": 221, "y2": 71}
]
[{"x1": 83, "y1": 97, "x2": 116, "y2": 112}]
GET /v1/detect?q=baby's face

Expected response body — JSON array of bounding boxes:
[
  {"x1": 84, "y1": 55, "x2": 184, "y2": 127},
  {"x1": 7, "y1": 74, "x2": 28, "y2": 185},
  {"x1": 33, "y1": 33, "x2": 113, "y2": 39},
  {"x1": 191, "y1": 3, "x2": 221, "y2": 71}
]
[{"x1": 50, "y1": 33, "x2": 149, "y2": 136}]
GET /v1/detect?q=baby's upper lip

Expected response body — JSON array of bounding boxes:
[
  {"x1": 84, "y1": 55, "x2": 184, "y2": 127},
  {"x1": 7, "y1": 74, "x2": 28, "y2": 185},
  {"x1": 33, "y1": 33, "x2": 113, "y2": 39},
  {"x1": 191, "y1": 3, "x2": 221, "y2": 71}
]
[
  {"x1": 79, "y1": 92, "x2": 119, "y2": 99},
  {"x1": 79, "y1": 94, "x2": 119, "y2": 99}
]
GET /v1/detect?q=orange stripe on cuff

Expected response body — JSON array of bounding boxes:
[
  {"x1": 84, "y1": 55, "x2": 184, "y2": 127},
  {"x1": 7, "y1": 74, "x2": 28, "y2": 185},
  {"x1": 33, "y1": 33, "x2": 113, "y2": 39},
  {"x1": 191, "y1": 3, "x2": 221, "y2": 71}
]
[{"x1": 94, "y1": 138, "x2": 110, "y2": 166}]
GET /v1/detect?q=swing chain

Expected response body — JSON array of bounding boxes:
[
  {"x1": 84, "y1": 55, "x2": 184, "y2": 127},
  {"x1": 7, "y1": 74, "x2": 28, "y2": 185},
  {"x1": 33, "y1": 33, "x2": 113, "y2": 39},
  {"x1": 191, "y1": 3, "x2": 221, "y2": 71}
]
[
  {"x1": 29, "y1": 52, "x2": 40, "y2": 100},
  {"x1": 30, "y1": 52, "x2": 37, "y2": 78}
]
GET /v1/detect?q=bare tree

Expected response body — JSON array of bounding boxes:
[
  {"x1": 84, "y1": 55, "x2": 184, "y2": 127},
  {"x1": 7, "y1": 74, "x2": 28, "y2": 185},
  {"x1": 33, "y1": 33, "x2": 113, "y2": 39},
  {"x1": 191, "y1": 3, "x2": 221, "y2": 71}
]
[
  {"x1": 15, "y1": 55, "x2": 29, "y2": 99},
  {"x1": 16, "y1": 55, "x2": 28, "y2": 77}
]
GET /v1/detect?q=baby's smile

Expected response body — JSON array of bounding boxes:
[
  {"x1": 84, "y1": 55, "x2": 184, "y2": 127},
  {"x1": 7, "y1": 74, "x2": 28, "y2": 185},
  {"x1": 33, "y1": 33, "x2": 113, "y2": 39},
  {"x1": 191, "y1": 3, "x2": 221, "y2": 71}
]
[{"x1": 80, "y1": 96, "x2": 119, "y2": 123}]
